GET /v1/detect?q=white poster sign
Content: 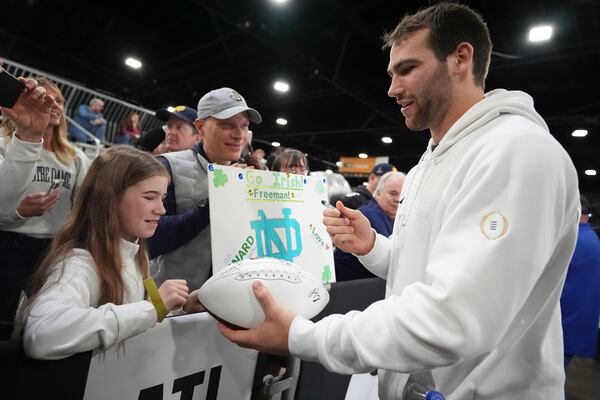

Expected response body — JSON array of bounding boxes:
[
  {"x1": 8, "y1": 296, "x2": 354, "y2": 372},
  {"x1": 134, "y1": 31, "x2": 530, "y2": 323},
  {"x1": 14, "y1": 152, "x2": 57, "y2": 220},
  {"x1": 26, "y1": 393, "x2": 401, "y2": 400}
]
[
  {"x1": 84, "y1": 313, "x2": 257, "y2": 400},
  {"x1": 208, "y1": 165, "x2": 336, "y2": 283}
]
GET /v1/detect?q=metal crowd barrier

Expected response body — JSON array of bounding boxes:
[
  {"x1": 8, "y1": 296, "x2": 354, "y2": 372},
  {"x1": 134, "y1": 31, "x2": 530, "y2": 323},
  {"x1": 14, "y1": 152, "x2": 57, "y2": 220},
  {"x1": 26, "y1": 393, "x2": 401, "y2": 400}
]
[{"x1": 1, "y1": 57, "x2": 163, "y2": 147}]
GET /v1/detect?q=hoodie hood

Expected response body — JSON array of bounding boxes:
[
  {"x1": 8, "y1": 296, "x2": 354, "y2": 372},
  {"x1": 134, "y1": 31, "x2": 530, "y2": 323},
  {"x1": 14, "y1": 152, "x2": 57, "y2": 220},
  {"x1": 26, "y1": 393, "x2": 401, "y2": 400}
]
[{"x1": 430, "y1": 89, "x2": 549, "y2": 158}]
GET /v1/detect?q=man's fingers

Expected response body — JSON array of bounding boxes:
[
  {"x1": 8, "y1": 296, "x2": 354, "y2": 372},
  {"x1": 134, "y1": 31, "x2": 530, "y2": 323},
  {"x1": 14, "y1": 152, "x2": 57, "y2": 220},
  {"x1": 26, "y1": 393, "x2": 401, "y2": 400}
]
[
  {"x1": 217, "y1": 322, "x2": 242, "y2": 342},
  {"x1": 335, "y1": 201, "x2": 364, "y2": 220},
  {"x1": 322, "y1": 214, "x2": 350, "y2": 226},
  {"x1": 325, "y1": 224, "x2": 354, "y2": 236},
  {"x1": 252, "y1": 280, "x2": 276, "y2": 317},
  {"x1": 217, "y1": 322, "x2": 260, "y2": 351}
]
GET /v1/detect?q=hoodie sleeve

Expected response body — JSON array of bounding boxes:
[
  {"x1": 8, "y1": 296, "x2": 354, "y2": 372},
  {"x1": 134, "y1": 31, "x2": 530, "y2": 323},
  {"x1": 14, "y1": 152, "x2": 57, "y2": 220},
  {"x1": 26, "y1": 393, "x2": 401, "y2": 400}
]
[
  {"x1": 289, "y1": 123, "x2": 579, "y2": 374},
  {"x1": 0, "y1": 133, "x2": 42, "y2": 216},
  {"x1": 23, "y1": 253, "x2": 157, "y2": 360}
]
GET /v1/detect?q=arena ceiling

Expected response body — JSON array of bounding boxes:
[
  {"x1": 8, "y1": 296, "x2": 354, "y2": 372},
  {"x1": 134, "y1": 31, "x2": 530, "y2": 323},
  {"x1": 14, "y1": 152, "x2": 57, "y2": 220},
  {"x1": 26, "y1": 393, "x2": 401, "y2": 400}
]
[{"x1": 2, "y1": 0, "x2": 599, "y2": 192}]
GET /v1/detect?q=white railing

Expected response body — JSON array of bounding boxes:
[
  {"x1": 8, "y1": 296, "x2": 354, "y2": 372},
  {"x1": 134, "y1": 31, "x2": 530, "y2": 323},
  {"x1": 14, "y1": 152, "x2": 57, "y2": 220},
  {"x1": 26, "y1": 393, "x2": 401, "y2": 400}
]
[{"x1": 1, "y1": 57, "x2": 163, "y2": 145}]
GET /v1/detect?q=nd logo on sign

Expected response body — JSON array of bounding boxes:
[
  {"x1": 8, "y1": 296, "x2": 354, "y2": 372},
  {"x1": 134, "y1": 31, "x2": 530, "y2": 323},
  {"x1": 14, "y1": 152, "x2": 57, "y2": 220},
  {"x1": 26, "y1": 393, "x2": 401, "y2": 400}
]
[{"x1": 250, "y1": 208, "x2": 302, "y2": 262}]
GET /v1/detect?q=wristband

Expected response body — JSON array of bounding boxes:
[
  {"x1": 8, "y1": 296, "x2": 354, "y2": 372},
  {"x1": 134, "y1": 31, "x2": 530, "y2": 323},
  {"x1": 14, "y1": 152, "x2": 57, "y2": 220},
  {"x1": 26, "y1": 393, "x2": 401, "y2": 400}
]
[{"x1": 143, "y1": 278, "x2": 168, "y2": 322}]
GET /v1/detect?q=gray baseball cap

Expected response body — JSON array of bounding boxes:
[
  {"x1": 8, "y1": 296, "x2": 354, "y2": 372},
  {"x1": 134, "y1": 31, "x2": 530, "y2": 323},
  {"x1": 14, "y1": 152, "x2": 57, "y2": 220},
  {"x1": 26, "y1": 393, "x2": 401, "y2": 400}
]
[{"x1": 197, "y1": 87, "x2": 262, "y2": 124}]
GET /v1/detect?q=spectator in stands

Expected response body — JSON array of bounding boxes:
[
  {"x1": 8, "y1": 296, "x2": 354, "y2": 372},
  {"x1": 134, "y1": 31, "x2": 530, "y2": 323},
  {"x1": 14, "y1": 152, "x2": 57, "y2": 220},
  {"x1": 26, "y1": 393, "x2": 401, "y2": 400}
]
[
  {"x1": 115, "y1": 111, "x2": 143, "y2": 144},
  {"x1": 70, "y1": 98, "x2": 107, "y2": 143},
  {"x1": 265, "y1": 145, "x2": 285, "y2": 170},
  {"x1": 130, "y1": 126, "x2": 167, "y2": 154},
  {"x1": 335, "y1": 171, "x2": 405, "y2": 281},
  {"x1": 271, "y1": 148, "x2": 309, "y2": 175},
  {"x1": 217, "y1": 3, "x2": 580, "y2": 398},
  {"x1": 153, "y1": 105, "x2": 201, "y2": 154},
  {"x1": 15, "y1": 146, "x2": 202, "y2": 360},
  {"x1": 560, "y1": 195, "x2": 600, "y2": 369},
  {"x1": 254, "y1": 148, "x2": 267, "y2": 168},
  {"x1": 0, "y1": 77, "x2": 90, "y2": 339},
  {"x1": 341, "y1": 163, "x2": 396, "y2": 210},
  {"x1": 148, "y1": 87, "x2": 262, "y2": 291},
  {"x1": 238, "y1": 131, "x2": 266, "y2": 170}
]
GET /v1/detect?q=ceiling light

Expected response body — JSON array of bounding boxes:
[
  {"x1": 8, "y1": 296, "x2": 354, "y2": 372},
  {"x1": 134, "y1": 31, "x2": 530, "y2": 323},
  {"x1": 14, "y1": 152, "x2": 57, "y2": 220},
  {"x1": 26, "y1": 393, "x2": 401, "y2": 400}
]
[
  {"x1": 585, "y1": 169, "x2": 597, "y2": 176},
  {"x1": 125, "y1": 57, "x2": 142, "y2": 69},
  {"x1": 381, "y1": 136, "x2": 393, "y2": 144},
  {"x1": 271, "y1": 141, "x2": 281, "y2": 147},
  {"x1": 166, "y1": 106, "x2": 175, "y2": 112},
  {"x1": 273, "y1": 81, "x2": 290, "y2": 93},
  {"x1": 528, "y1": 25, "x2": 553, "y2": 42},
  {"x1": 271, "y1": 0, "x2": 288, "y2": 4},
  {"x1": 325, "y1": 169, "x2": 333, "y2": 174},
  {"x1": 276, "y1": 118, "x2": 288, "y2": 126},
  {"x1": 572, "y1": 129, "x2": 588, "y2": 137},
  {"x1": 335, "y1": 161, "x2": 342, "y2": 167},
  {"x1": 358, "y1": 153, "x2": 368, "y2": 159}
]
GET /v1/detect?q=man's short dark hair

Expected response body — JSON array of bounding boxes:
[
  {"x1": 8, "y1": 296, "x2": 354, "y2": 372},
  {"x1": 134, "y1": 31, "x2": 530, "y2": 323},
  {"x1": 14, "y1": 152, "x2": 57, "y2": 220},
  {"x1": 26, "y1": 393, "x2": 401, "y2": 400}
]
[{"x1": 383, "y1": 2, "x2": 492, "y2": 89}]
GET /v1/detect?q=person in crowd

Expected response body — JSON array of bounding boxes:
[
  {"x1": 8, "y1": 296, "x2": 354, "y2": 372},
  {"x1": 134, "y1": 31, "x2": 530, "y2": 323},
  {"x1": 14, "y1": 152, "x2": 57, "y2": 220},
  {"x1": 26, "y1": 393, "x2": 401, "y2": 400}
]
[
  {"x1": 238, "y1": 131, "x2": 266, "y2": 170},
  {"x1": 148, "y1": 88, "x2": 261, "y2": 291},
  {"x1": 130, "y1": 126, "x2": 167, "y2": 154},
  {"x1": 0, "y1": 76, "x2": 90, "y2": 339},
  {"x1": 335, "y1": 171, "x2": 405, "y2": 281},
  {"x1": 152, "y1": 105, "x2": 201, "y2": 154},
  {"x1": 265, "y1": 146, "x2": 285, "y2": 171},
  {"x1": 216, "y1": 3, "x2": 580, "y2": 399},
  {"x1": 560, "y1": 195, "x2": 600, "y2": 369},
  {"x1": 15, "y1": 145, "x2": 201, "y2": 360},
  {"x1": 341, "y1": 163, "x2": 396, "y2": 210},
  {"x1": 115, "y1": 111, "x2": 143, "y2": 144},
  {"x1": 70, "y1": 98, "x2": 107, "y2": 143},
  {"x1": 271, "y1": 148, "x2": 309, "y2": 175},
  {"x1": 254, "y1": 148, "x2": 267, "y2": 168}
]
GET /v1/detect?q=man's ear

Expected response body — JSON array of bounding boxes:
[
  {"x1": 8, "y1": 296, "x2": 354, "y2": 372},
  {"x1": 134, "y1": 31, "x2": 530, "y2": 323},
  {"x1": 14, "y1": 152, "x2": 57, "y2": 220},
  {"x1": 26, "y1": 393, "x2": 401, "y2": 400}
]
[
  {"x1": 450, "y1": 41, "x2": 475, "y2": 79},
  {"x1": 194, "y1": 118, "x2": 205, "y2": 140}
]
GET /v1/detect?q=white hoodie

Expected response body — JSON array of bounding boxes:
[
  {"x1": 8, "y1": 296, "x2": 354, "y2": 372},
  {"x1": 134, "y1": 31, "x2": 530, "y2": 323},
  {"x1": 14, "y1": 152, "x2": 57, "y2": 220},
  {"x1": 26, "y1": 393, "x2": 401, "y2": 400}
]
[
  {"x1": 0, "y1": 133, "x2": 89, "y2": 238},
  {"x1": 290, "y1": 90, "x2": 579, "y2": 399}
]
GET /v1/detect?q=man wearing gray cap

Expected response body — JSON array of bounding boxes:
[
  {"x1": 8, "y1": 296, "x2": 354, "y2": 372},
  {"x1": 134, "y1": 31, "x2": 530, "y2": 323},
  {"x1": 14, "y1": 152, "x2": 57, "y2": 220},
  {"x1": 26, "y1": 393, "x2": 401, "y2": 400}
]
[{"x1": 148, "y1": 88, "x2": 261, "y2": 290}]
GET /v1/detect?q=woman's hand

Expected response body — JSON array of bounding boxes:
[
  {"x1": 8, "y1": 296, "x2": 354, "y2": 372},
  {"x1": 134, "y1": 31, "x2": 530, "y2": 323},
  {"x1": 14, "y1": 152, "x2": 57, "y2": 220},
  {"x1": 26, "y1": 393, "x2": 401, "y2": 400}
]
[
  {"x1": 16, "y1": 191, "x2": 60, "y2": 217},
  {"x1": 0, "y1": 77, "x2": 56, "y2": 141}
]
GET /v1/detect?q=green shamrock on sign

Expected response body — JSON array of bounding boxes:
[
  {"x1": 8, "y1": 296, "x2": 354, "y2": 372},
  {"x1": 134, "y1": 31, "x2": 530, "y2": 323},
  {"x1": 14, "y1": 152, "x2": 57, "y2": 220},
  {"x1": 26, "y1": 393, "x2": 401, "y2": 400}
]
[
  {"x1": 322, "y1": 264, "x2": 332, "y2": 284},
  {"x1": 315, "y1": 179, "x2": 325, "y2": 194},
  {"x1": 213, "y1": 169, "x2": 229, "y2": 187}
]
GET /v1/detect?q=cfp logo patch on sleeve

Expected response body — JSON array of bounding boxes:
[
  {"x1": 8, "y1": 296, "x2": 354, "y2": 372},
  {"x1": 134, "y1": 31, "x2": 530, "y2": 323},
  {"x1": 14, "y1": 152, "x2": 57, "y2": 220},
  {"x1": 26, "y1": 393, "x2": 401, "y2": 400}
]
[{"x1": 480, "y1": 211, "x2": 508, "y2": 240}]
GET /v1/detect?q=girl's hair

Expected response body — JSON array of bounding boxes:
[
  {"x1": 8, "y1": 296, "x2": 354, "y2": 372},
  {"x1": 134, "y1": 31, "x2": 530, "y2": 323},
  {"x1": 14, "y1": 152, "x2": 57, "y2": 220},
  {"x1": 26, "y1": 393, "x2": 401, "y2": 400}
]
[
  {"x1": 271, "y1": 148, "x2": 309, "y2": 172},
  {"x1": 0, "y1": 77, "x2": 76, "y2": 166},
  {"x1": 24, "y1": 145, "x2": 169, "y2": 308},
  {"x1": 119, "y1": 112, "x2": 140, "y2": 132}
]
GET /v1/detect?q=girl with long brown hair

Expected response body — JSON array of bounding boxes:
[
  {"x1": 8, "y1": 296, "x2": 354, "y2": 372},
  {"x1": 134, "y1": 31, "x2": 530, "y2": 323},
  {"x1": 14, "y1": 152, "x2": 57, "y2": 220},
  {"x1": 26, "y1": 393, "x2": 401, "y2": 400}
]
[{"x1": 16, "y1": 145, "x2": 199, "y2": 360}]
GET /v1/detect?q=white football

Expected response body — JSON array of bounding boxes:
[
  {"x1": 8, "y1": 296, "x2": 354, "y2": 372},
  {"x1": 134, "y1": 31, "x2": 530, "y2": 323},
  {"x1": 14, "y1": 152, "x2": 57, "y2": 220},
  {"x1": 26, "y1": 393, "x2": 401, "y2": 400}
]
[{"x1": 198, "y1": 257, "x2": 330, "y2": 329}]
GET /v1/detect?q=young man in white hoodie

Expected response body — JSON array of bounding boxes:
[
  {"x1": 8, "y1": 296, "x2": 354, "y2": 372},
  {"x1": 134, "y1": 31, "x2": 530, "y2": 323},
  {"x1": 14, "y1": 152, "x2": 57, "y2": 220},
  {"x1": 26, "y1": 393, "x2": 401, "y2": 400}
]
[{"x1": 218, "y1": 3, "x2": 579, "y2": 399}]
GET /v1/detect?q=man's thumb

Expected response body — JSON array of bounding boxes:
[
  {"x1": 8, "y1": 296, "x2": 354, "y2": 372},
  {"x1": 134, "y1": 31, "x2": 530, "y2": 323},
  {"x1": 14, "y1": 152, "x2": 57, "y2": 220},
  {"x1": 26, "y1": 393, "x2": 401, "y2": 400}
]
[
  {"x1": 335, "y1": 200, "x2": 361, "y2": 220},
  {"x1": 252, "y1": 280, "x2": 275, "y2": 315}
]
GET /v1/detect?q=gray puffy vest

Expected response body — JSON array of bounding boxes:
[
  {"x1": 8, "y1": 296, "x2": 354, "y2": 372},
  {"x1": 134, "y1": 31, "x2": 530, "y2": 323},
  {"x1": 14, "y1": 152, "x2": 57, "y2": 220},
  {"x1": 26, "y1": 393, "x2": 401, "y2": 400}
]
[{"x1": 150, "y1": 149, "x2": 212, "y2": 290}]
